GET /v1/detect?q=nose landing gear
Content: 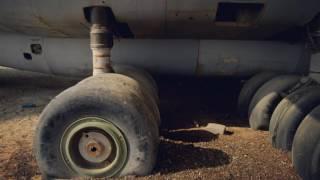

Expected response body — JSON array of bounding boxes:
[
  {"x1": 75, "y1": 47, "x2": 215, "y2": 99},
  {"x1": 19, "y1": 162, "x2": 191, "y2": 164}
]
[{"x1": 34, "y1": 6, "x2": 160, "y2": 179}]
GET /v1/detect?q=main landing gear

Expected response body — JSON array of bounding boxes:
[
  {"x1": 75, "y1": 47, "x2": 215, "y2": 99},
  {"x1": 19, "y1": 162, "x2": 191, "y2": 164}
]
[
  {"x1": 34, "y1": 6, "x2": 160, "y2": 179},
  {"x1": 238, "y1": 72, "x2": 320, "y2": 179}
]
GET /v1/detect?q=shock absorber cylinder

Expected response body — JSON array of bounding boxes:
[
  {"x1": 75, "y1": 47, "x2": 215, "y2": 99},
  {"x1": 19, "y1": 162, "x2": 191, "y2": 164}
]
[{"x1": 90, "y1": 6, "x2": 114, "y2": 75}]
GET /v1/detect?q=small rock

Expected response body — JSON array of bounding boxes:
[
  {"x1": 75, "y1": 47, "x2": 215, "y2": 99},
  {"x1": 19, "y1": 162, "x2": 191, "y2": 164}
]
[{"x1": 203, "y1": 123, "x2": 226, "y2": 135}]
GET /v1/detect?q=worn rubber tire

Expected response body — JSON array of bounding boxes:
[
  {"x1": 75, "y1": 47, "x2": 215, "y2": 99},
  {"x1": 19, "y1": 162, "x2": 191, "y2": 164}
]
[
  {"x1": 238, "y1": 72, "x2": 278, "y2": 117},
  {"x1": 292, "y1": 105, "x2": 320, "y2": 180},
  {"x1": 270, "y1": 86, "x2": 320, "y2": 151},
  {"x1": 249, "y1": 75, "x2": 301, "y2": 130},
  {"x1": 34, "y1": 74, "x2": 159, "y2": 178},
  {"x1": 269, "y1": 88, "x2": 301, "y2": 141},
  {"x1": 113, "y1": 65, "x2": 161, "y2": 125},
  {"x1": 114, "y1": 65, "x2": 159, "y2": 104}
]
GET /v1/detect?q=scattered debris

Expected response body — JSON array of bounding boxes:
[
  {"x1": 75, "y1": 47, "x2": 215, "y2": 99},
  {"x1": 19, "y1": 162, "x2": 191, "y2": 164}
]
[{"x1": 202, "y1": 123, "x2": 226, "y2": 135}]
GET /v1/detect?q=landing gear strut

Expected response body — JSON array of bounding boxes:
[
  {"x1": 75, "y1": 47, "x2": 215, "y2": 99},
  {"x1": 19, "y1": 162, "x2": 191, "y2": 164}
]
[
  {"x1": 90, "y1": 6, "x2": 114, "y2": 75},
  {"x1": 34, "y1": 6, "x2": 160, "y2": 179}
]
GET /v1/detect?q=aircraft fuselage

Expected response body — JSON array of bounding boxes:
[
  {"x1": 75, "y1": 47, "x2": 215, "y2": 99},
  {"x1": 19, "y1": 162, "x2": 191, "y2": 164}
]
[{"x1": 0, "y1": 0, "x2": 319, "y2": 39}]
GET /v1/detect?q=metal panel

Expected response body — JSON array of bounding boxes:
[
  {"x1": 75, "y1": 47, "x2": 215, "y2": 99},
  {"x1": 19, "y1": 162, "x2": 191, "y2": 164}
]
[
  {"x1": 198, "y1": 40, "x2": 307, "y2": 76},
  {"x1": 166, "y1": 0, "x2": 218, "y2": 36},
  {"x1": 0, "y1": 0, "x2": 318, "y2": 39},
  {"x1": 0, "y1": 33, "x2": 309, "y2": 77},
  {"x1": 112, "y1": 39, "x2": 199, "y2": 75},
  {"x1": 310, "y1": 53, "x2": 320, "y2": 73},
  {"x1": 0, "y1": 34, "x2": 51, "y2": 73},
  {"x1": 44, "y1": 38, "x2": 92, "y2": 76},
  {"x1": 309, "y1": 53, "x2": 320, "y2": 83}
]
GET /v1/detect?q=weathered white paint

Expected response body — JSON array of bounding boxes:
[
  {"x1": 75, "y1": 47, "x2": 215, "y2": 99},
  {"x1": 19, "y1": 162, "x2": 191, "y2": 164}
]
[
  {"x1": 0, "y1": 33, "x2": 308, "y2": 77},
  {"x1": 0, "y1": 0, "x2": 318, "y2": 39}
]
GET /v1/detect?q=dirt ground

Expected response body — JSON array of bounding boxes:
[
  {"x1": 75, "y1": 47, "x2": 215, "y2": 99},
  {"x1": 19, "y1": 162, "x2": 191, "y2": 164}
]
[{"x1": 0, "y1": 67, "x2": 300, "y2": 180}]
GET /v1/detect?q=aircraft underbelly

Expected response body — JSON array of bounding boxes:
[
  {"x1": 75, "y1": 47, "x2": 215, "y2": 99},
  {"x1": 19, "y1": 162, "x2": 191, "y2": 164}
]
[{"x1": 0, "y1": 0, "x2": 319, "y2": 39}]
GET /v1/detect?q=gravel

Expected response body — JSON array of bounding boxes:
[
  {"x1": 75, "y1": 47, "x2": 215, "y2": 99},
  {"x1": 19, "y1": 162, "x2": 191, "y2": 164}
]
[{"x1": 0, "y1": 68, "x2": 300, "y2": 179}]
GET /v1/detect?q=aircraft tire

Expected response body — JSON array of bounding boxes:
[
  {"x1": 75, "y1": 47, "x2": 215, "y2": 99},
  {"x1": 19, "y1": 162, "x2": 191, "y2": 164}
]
[
  {"x1": 113, "y1": 65, "x2": 160, "y2": 125},
  {"x1": 270, "y1": 86, "x2": 320, "y2": 150},
  {"x1": 114, "y1": 65, "x2": 159, "y2": 105},
  {"x1": 34, "y1": 74, "x2": 159, "y2": 179},
  {"x1": 292, "y1": 105, "x2": 320, "y2": 180},
  {"x1": 237, "y1": 72, "x2": 278, "y2": 117},
  {"x1": 249, "y1": 75, "x2": 301, "y2": 130}
]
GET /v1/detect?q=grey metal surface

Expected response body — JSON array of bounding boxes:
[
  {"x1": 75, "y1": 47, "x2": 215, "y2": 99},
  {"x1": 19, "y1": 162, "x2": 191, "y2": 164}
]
[
  {"x1": 0, "y1": 33, "x2": 309, "y2": 77},
  {"x1": 198, "y1": 40, "x2": 307, "y2": 76},
  {"x1": 310, "y1": 53, "x2": 320, "y2": 73},
  {"x1": 112, "y1": 39, "x2": 199, "y2": 75},
  {"x1": 0, "y1": 0, "x2": 319, "y2": 39}
]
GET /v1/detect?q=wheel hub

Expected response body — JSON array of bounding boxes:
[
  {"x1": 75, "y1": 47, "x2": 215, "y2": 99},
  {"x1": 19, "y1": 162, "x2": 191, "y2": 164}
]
[
  {"x1": 79, "y1": 132, "x2": 113, "y2": 163},
  {"x1": 60, "y1": 117, "x2": 128, "y2": 177}
]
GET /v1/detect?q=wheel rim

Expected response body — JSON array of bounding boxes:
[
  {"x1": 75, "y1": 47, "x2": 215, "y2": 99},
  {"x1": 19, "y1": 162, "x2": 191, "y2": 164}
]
[{"x1": 60, "y1": 117, "x2": 128, "y2": 177}]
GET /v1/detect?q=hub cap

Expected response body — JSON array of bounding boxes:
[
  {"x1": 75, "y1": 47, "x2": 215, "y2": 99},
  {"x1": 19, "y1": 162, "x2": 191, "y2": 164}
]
[{"x1": 60, "y1": 117, "x2": 128, "y2": 177}]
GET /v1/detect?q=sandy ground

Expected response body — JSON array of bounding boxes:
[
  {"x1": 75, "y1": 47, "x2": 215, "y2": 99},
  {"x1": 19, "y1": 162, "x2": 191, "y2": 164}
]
[{"x1": 0, "y1": 68, "x2": 300, "y2": 180}]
